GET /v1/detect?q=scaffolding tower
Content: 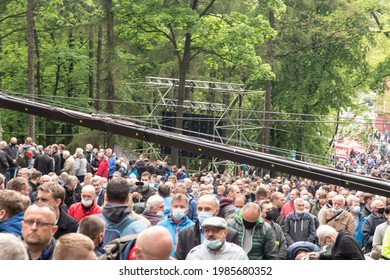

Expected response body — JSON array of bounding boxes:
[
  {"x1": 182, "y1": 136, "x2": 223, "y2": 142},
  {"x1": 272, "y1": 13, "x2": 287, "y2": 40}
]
[{"x1": 124, "y1": 76, "x2": 265, "y2": 172}]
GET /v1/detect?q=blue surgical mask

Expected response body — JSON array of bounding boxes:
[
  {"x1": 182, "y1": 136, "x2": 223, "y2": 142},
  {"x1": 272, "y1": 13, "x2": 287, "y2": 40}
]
[
  {"x1": 333, "y1": 208, "x2": 343, "y2": 214},
  {"x1": 302, "y1": 195, "x2": 309, "y2": 201},
  {"x1": 352, "y1": 206, "x2": 361, "y2": 214},
  {"x1": 295, "y1": 210, "x2": 304, "y2": 215},
  {"x1": 198, "y1": 212, "x2": 213, "y2": 224},
  {"x1": 204, "y1": 238, "x2": 223, "y2": 250},
  {"x1": 172, "y1": 208, "x2": 186, "y2": 220}
]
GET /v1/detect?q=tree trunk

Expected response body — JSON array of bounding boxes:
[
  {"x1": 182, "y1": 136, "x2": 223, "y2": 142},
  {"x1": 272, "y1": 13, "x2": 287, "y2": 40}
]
[
  {"x1": 27, "y1": 0, "x2": 35, "y2": 138},
  {"x1": 171, "y1": 0, "x2": 198, "y2": 166},
  {"x1": 65, "y1": 30, "x2": 75, "y2": 144},
  {"x1": 262, "y1": 10, "x2": 274, "y2": 154},
  {"x1": 34, "y1": 28, "x2": 45, "y2": 145},
  {"x1": 96, "y1": 22, "x2": 102, "y2": 112},
  {"x1": 106, "y1": 0, "x2": 115, "y2": 148},
  {"x1": 88, "y1": 25, "x2": 94, "y2": 106}
]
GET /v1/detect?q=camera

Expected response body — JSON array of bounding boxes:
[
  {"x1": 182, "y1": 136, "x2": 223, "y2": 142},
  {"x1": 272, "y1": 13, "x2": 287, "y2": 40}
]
[{"x1": 135, "y1": 181, "x2": 144, "y2": 186}]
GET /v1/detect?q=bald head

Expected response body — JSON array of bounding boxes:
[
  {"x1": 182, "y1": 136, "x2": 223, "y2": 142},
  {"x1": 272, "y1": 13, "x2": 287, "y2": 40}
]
[{"x1": 133, "y1": 226, "x2": 173, "y2": 260}]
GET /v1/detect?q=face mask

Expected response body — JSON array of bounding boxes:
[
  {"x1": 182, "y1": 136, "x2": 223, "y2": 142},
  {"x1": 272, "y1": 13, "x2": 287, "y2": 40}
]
[
  {"x1": 209, "y1": 189, "x2": 214, "y2": 194},
  {"x1": 333, "y1": 208, "x2": 343, "y2": 214},
  {"x1": 265, "y1": 211, "x2": 273, "y2": 221},
  {"x1": 157, "y1": 211, "x2": 164, "y2": 217},
  {"x1": 242, "y1": 219, "x2": 257, "y2": 229},
  {"x1": 172, "y1": 208, "x2": 186, "y2": 220},
  {"x1": 302, "y1": 195, "x2": 309, "y2": 201},
  {"x1": 304, "y1": 209, "x2": 310, "y2": 213},
  {"x1": 198, "y1": 211, "x2": 213, "y2": 224},
  {"x1": 204, "y1": 238, "x2": 223, "y2": 250},
  {"x1": 352, "y1": 206, "x2": 361, "y2": 214},
  {"x1": 377, "y1": 207, "x2": 385, "y2": 215},
  {"x1": 295, "y1": 210, "x2": 304, "y2": 215},
  {"x1": 81, "y1": 199, "x2": 93, "y2": 208}
]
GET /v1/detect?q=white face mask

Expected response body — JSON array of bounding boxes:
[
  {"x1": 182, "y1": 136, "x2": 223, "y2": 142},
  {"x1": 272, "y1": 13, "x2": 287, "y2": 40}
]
[
  {"x1": 81, "y1": 199, "x2": 93, "y2": 208},
  {"x1": 157, "y1": 211, "x2": 164, "y2": 217}
]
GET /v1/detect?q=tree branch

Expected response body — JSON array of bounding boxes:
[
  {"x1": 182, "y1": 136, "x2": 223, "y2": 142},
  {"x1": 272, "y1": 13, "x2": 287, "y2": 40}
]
[{"x1": 199, "y1": 0, "x2": 216, "y2": 17}]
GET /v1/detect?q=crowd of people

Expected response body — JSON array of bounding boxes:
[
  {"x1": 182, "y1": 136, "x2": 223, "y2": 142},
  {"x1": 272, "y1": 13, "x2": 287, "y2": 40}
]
[{"x1": 0, "y1": 136, "x2": 390, "y2": 260}]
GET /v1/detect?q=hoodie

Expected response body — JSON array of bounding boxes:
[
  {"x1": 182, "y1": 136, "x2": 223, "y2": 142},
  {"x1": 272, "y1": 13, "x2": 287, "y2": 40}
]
[{"x1": 0, "y1": 212, "x2": 24, "y2": 237}]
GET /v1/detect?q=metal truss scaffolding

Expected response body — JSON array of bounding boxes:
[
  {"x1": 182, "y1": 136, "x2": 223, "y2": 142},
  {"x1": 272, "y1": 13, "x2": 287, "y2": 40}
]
[{"x1": 125, "y1": 76, "x2": 265, "y2": 170}]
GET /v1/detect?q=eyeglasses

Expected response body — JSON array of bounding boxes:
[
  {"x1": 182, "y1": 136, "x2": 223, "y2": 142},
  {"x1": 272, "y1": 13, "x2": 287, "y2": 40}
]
[
  {"x1": 203, "y1": 227, "x2": 224, "y2": 234},
  {"x1": 23, "y1": 219, "x2": 55, "y2": 228}
]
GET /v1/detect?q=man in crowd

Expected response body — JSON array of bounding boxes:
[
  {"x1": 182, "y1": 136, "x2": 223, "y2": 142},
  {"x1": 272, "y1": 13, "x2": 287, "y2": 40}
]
[
  {"x1": 175, "y1": 194, "x2": 239, "y2": 260},
  {"x1": 67, "y1": 185, "x2": 102, "y2": 222},
  {"x1": 36, "y1": 182, "x2": 79, "y2": 239},
  {"x1": 227, "y1": 202, "x2": 278, "y2": 260},
  {"x1": 362, "y1": 199, "x2": 386, "y2": 253},
  {"x1": 0, "y1": 189, "x2": 25, "y2": 237},
  {"x1": 304, "y1": 225, "x2": 365, "y2": 260},
  {"x1": 141, "y1": 195, "x2": 165, "y2": 226},
  {"x1": 319, "y1": 194, "x2": 354, "y2": 235},
  {"x1": 99, "y1": 178, "x2": 146, "y2": 246},
  {"x1": 92, "y1": 176, "x2": 105, "y2": 206},
  {"x1": 285, "y1": 198, "x2": 317, "y2": 246},
  {"x1": 130, "y1": 226, "x2": 173, "y2": 260},
  {"x1": 52, "y1": 232, "x2": 97, "y2": 260},
  {"x1": 22, "y1": 204, "x2": 58, "y2": 260},
  {"x1": 5, "y1": 137, "x2": 18, "y2": 180},
  {"x1": 281, "y1": 189, "x2": 300, "y2": 219},
  {"x1": 157, "y1": 193, "x2": 194, "y2": 257},
  {"x1": 186, "y1": 217, "x2": 248, "y2": 260},
  {"x1": 259, "y1": 200, "x2": 287, "y2": 259},
  {"x1": 33, "y1": 146, "x2": 54, "y2": 175}
]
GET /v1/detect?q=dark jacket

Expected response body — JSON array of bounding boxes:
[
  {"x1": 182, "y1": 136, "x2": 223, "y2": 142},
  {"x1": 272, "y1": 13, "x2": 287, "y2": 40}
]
[
  {"x1": 320, "y1": 230, "x2": 365, "y2": 260},
  {"x1": 54, "y1": 207, "x2": 79, "y2": 239},
  {"x1": 52, "y1": 151, "x2": 61, "y2": 175},
  {"x1": 29, "y1": 237, "x2": 56, "y2": 260},
  {"x1": 33, "y1": 153, "x2": 54, "y2": 175},
  {"x1": 5, "y1": 143, "x2": 18, "y2": 167},
  {"x1": 285, "y1": 211, "x2": 317, "y2": 246},
  {"x1": 269, "y1": 220, "x2": 288, "y2": 260},
  {"x1": 0, "y1": 150, "x2": 9, "y2": 175},
  {"x1": 362, "y1": 212, "x2": 386, "y2": 253},
  {"x1": 175, "y1": 220, "x2": 240, "y2": 260}
]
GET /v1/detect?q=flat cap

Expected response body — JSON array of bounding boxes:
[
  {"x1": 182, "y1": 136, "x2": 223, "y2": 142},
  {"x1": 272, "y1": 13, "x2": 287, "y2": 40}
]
[{"x1": 201, "y1": 216, "x2": 227, "y2": 229}]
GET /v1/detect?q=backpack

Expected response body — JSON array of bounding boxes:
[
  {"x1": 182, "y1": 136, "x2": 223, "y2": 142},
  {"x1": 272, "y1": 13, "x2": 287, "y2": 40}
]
[
  {"x1": 99, "y1": 214, "x2": 136, "y2": 247},
  {"x1": 17, "y1": 146, "x2": 33, "y2": 168},
  {"x1": 98, "y1": 233, "x2": 138, "y2": 260}
]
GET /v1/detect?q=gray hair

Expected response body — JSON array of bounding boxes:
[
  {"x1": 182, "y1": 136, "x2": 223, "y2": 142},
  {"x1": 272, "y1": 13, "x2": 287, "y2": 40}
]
[
  {"x1": 316, "y1": 225, "x2": 338, "y2": 241},
  {"x1": 146, "y1": 195, "x2": 165, "y2": 209},
  {"x1": 371, "y1": 199, "x2": 384, "y2": 209},
  {"x1": 294, "y1": 198, "x2": 305, "y2": 206},
  {"x1": 0, "y1": 233, "x2": 28, "y2": 260},
  {"x1": 0, "y1": 141, "x2": 7, "y2": 150}
]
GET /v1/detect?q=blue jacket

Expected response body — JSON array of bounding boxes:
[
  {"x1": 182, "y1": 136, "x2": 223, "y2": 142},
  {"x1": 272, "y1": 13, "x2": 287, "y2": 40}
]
[
  {"x1": 187, "y1": 194, "x2": 198, "y2": 224},
  {"x1": 0, "y1": 212, "x2": 24, "y2": 237},
  {"x1": 354, "y1": 212, "x2": 366, "y2": 247},
  {"x1": 108, "y1": 156, "x2": 117, "y2": 177},
  {"x1": 157, "y1": 216, "x2": 194, "y2": 256}
]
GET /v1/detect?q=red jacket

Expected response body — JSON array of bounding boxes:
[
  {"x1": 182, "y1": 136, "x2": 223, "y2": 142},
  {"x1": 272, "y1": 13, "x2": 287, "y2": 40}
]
[
  {"x1": 95, "y1": 158, "x2": 108, "y2": 179},
  {"x1": 67, "y1": 202, "x2": 102, "y2": 222},
  {"x1": 281, "y1": 201, "x2": 295, "y2": 219}
]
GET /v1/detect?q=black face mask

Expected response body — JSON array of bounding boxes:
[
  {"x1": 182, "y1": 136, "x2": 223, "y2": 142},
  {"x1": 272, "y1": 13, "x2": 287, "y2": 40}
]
[
  {"x1": 243, "y1": 219, "x2": 257, "y2": 230},
  {"x1": 377, "y1": 207, "x2": 385, "y2": 215},
  {"x1": 265, "y1": 211, "x2": 273, "y2": 221}
]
